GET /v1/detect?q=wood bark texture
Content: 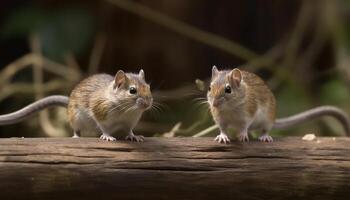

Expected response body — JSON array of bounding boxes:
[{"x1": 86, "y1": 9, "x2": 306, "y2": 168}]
[{"x1": 0, "y1": 137, "x2": 349, "y2": 200}]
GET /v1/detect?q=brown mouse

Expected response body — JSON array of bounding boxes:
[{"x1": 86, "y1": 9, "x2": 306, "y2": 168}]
[
  {"x1": 0, "y1": 69, "x2": 153, "y2": 142},
  {"x1": 207, "y1": 66, "x2": 350, "y2": 143}
]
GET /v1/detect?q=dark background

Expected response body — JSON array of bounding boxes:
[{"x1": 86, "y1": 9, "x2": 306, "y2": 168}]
[{"x1": 0, "y1": 0, "x2": 349, "y2": 139}]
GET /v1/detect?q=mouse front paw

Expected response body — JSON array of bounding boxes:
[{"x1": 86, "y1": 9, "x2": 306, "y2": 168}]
[
  {"x1": 258, "y1": 134, "x2": 273, "y2": 142},
  {"x1": 100, "y1": 134, "x2": 116, "y2": 142},
  {"x1": 214, "y1": 133, "x2": 231, "y2": 144},
  {"x1": 239, "y1": 133, "x2": 249, "y2": 142},
  {"x1": 126, "y1": 133, "x2": 144, "y2": 142}
]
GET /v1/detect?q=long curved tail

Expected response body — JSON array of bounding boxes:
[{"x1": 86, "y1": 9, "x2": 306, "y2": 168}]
[
  {"x1": 0, "y1": 95, "x2": 69, "y2": 125},
  {"x1": 273, "y1": 106, "x2": 350, "y2": 136}
]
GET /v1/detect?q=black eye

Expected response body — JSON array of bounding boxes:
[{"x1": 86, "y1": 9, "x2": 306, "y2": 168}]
[
  {"x1": 225, "y1": 85, "x2": 231, "y2": 93},
  {"x1": 208, "y1": 86, "x2": 211, "y2": 91},
  {"x1": 129, "y1": 87, "x2": 137, "y2": 94}
]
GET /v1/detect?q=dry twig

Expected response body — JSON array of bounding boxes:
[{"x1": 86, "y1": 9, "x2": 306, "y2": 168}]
[
  {"x1": 88, "y1": 33, "x2": 106, "y2": 74},
  {"x1": 30, "y1": 34, "x2": 67, "y2": 137}
]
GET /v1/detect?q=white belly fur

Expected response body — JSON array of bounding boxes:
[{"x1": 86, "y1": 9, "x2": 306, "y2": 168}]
[{"x1": 73, "y1": 107, "x2": 143, "y2": 136}]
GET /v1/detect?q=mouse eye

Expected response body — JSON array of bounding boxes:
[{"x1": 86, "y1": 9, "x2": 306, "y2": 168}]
[
  {"x1": 225, "y1": 85, "x2": 231, "y2": 94},
  {"x1": 208, "y1": 86, "x2": 211, "y2": 91},
  {"x1": 129, "y1": 87, "x2": 137, "y2": 94}
]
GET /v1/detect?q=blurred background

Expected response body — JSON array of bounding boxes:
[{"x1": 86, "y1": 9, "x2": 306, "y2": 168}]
[{"x1": 0, "y1": 0, "x2": 350, "y2": 139}]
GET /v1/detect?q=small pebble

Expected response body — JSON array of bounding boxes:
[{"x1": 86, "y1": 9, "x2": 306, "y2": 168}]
[{"x1": 302, "y1": 134, "x2": 316, "y2": 141}]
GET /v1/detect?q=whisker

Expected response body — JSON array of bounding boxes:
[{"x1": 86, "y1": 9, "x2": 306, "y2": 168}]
[
  {"x1": 146, "y1": 107, "x2": 156, "y2": 118},
  {"x1": 108, "y1": 101, "x2": 133, "y2": 113},
  {"x1": 152, "y1": 103, "x2": 166, "y2": 112},
  {"x1": 113, "y1": 101, "x2": 135, "y2": 115},
  {"x1": 154, "y1": 105, "x2": 163, "y2": 113},
  {"x1": 124, "y1": 105, "x2": 138, "y2": 114},
  {"x1": 192, "y1": 99, "x2": 210, "y2": 110},
  {"x1": 150, "y1": 104, "x2": 161, "y2": 114},
  {"x1": 191, "y1": 97, "x2": 208, "y2": 103},
  {"x1": 152, "y1": 100, "x2": 169, "y2": 111}
]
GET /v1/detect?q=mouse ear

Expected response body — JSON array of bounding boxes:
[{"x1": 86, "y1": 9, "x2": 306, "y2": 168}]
[
  {"x1": 139, "y1": 69, "x2": 145, "y2": 80},
  {"x1": 212, "y1": 65, "x2": 219, "y2": 79},
  {"x1": 229, "y1": 68, "x2": 242, "y2": 87},
  {"x1": 114, "y1": 70, "x2": 128, "y2": 89}
]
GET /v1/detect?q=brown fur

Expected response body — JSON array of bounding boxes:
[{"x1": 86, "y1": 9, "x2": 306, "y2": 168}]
[
  {"x1": 66, "y1": 70, "x2": 152, "y2": 141},
  {"x1": 68, "y1": 74, "x2": 113, "y2": 125},
  {"x1": 242, "y1": 70, "x2": 276, "y2": 122},
  {"x1": 127, "y1": 74, "x2": 152, "y2": 99},
  {"x1": 91, "y1": 98, "x2": 112, "y2": 121},
  {"x1": 67, "y1": 73, "x2": 151, "y2": 125},
  {"x1": 208, "y1": 68, "x2": 276, "y2": 141}
]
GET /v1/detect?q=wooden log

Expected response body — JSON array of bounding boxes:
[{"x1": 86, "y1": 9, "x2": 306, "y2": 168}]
[{"x1": 0, "y1": 137, "x2": 349, "y2": 200}]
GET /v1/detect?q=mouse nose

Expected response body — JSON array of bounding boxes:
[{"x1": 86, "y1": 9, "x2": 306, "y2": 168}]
[
  {"x1": 213, "y1": 97, "x2": 224, "y2": 107},
  {"x1": 136, "y1": 97, "x2": 152, "y2": 109}
]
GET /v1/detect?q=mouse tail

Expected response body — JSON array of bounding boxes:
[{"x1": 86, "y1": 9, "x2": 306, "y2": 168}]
[
  {"x1": 273, "y1": 106, "x2": 350, "y2": 136},
  {"x1": 0, "y1": 95, "x2": 69, "y2": 125}
]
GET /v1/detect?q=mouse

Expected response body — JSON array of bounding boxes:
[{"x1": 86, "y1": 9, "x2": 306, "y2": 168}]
[
  {"x1": 0, "y1": 69, "x2": 153, "y2": 142},
  {"x1": 207, "y1": 66, "x2": 350, "y2": 143}
]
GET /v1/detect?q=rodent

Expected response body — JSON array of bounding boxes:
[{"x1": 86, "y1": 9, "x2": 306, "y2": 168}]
[
  {"x1": 207, "y1": 66, "x2": 350, "y2": 143},
  {"x1": 0, "y1": 69, "x2": 153, "y2": 142}
]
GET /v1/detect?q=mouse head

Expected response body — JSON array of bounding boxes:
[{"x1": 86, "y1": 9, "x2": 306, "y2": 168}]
[
  {"x1": 207, "y1": 66, "x2": 246, "y2": 109},
  {"x1": 112, "y1": 69, "x2": 153, "y2": 111}
]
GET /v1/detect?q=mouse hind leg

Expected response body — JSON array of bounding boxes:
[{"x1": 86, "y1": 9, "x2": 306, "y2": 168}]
[
  {"x1": 70, "y1": 116, "x2": 82, "y2": 138},
  {"x1": 259, "y1": 100, "x2": 276, "y2": 142},
  {"x1": 258, "y1": 119, "x2": 273, "y2": 142},
  {"x1": 258, "y1": 123, "x2": 273, "y2": 142},
  {"x1": 72, "y1": 130, "x2": 81, "y2": 138},
  {"x1": 257, "y1": 107, "x2": 274, "y2": 142},
  {"x1": 68, "y1": 105, "x2": 87, "y2": 138},
  {"x1": 258, "y1": 131, "x2": 273, "y2": 142}
]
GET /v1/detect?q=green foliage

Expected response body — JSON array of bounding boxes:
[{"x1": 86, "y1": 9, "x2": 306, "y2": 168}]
[
  {"x1": 320, "y1": 78, "x2": 350, "y2": 107},
  {"x1": 273, "y1": 83, "x2": 312, "y2": 136},
  {"x1": 275, "y1": 83, "x2": 311, "y2": 118},
  {"x1": 1, "y1": 6, "x2": 49, "y2": 38},
  {"x1": 1, "y1": 6, "x2": 95, "y2": 61}
]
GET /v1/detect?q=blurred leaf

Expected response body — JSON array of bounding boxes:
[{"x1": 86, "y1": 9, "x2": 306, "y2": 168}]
[
  {"x1": 1, "y1": 6, "x2": 95, "y2": 61},
  {"x1": 320, "y1": 78, "x2": 350, "y2": 106},
  {"x1": 274, "y1": 83, "x2": 312, "y2": 136},
  {"x1": 276, "y1": 83, "x2": 311, "y2": 118},
  {"x1": 39, "y1": 8, "x2": 95, "y2": 61},
  {"x1": 319, "y1": 78, "x2": 350, "y2": 136},
  {"x1": 1, "y1": 6, "x2": 50, "y2": 38}
]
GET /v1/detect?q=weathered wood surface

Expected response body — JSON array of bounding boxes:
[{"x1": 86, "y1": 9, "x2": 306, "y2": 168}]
[{"x1": 0, "y1": 137, "x2": 349, "y2": 200}]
